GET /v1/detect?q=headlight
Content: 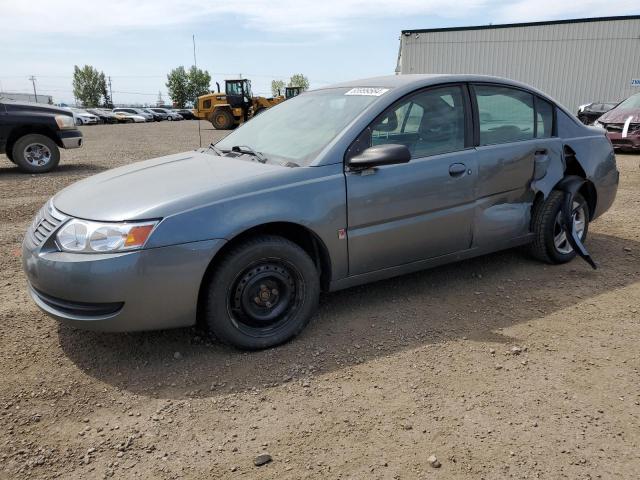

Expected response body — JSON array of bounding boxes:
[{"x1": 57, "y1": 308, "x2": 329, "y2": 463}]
[
  {"x1": 56, "y1": 219, "x2": 158, "y2": 253},
  {"x1": 55, "y1": 114, "x2": 76, "y2": 130}
]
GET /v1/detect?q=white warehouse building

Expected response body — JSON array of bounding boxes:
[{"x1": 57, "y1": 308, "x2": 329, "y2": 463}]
[{"x1": 396, "y1": 15, "x2": 640, "y2": 111}]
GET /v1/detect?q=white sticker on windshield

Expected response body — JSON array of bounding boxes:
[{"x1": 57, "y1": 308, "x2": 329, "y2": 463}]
[{"x1": 345, "y1": 87, "x2": 389, "y2": 96}]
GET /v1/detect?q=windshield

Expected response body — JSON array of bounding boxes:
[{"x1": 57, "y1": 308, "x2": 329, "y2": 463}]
[
  {"x1": 215, "y1": 88, "x2": 381, "y2": 166},
  {"x1": 617, "y1": 93, "x2": 640, "y2": 110}
]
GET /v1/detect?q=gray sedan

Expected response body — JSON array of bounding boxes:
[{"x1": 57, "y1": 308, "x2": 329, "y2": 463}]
[{"x1": 22, "y1": 75, "x2": 619, "y2": 350}]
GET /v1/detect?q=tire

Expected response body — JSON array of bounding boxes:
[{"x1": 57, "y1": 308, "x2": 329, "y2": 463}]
[
  {"x1": 12, "y1": 134, "x2": 60, "y2": 173},
  {"x1": 204, "y1": 235, "x2": 320, "y2": 350},
  {"x1": 126, "y1": 118, "x2": 134, "y2": 124},
  {"x1": 529, "y1": 190, "x2": 589, "y2": 264},
  {"x1": 210, "y1": 109, "x2": 234, "y2": 130},
  {"x1": 167, "y1": 116, "x2": 173, "y2": 121}
]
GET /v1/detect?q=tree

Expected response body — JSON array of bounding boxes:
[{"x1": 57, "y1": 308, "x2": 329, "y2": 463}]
[
  {"x1": 72, "y1": 65, "x2": 103, "y2": 107},
  {"x1": 187, "y1": 66, "x2": 211, "y2": 104},
  {"x1": 166, "y1": 66, "x2": 190, "y2": 108},
  {"x1": 288, "y1": 74, "x2": 310, "y2": 91},
  {"x1": 271, "y1": 79, "x2": 285, "y2": 97},
  {"x1": 99, "y1": 72, "x2": 112, "y2": 108},
  {"x1": 166, "y1": 66, "x2": 211, "y2": 108}
]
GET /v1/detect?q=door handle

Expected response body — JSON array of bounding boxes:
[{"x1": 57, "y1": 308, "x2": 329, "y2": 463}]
[
  {"x1": 535, "y1": 149, "x2": 548, "y2": 156},
  {"x1": 449, "y1": 163, "x2": 467, "y2": 177}
]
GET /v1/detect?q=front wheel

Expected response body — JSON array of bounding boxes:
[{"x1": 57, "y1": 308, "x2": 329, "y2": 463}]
[
  {"x1": 12, "y1": 134, "x2": 60, "y2": 173},
  {"x1": 204, "y1": 235, "x2": 320, "y2": 350},
  {"x1": 529, "y1": 190, "x2": 589, "y2": 264},
  {"x1": 210, "y1": 109, "x2": 234, "y2": 130}
]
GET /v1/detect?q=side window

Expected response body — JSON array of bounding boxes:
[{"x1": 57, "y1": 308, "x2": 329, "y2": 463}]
[
  {"x1": 367, "y1": 85, "x2": 466, "y2": 159},
  {"x1": 203, "y1": 99, "x2": 212, "y2": 109},
  {"x1": 535, "y1": 97, "x2": 554, "y2": 138},
  {"x1": 475, "y1": 85, "x2": 534, "y2": 145}
]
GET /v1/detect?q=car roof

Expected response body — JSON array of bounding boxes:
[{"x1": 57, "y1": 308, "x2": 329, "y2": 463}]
[{"x1": 322, "y1": 74, "x2": 534, "y2": 89}]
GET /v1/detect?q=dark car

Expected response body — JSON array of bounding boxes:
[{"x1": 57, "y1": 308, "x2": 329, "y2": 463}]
[
  {"x1": 0, "y1": 98, "x2": 82, "y2": 173},
  {"x1": 22, "y1": 75, "x2": 618, "y2": 349},
  {"x1": 175, "y1": 108, "x2": 197, "y2": 120},
  {"x1": 596, "y1": 93, "x2": 640, "y2": 151},
  {"x1": 577, "y1": 102, "x2": 617, "y2": 125},
  {"x1": 86, "y1": 108, "x2": 118, "y2": 124},
  {"x1": 141, "y1": 108, "x2": 164, "y2": 121}
]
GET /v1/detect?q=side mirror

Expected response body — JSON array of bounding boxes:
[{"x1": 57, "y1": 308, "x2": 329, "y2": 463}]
[{"x1": 348, "y1": 144, "x2": 411, "y2": 169}]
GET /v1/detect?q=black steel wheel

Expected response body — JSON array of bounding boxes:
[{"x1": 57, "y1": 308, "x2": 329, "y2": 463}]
[{"x1": 204, "y1": 235, "x2": 320, "y2": 350}]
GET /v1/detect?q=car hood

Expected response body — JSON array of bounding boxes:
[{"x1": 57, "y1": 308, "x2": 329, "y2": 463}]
[
  {"x1": 2, "y1": 100, "x2": 72, "y2": 116},
  {"x1": 53, "y1": 151, "x2": 285, "y2": 221},
  {"x1": 599, "y1": 108, "x2": 640, "y2": 124}
]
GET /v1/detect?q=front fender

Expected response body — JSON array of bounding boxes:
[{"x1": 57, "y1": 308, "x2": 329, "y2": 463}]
[{"x1": 146, "y1": 163, "x2": 349, "y2": 281}]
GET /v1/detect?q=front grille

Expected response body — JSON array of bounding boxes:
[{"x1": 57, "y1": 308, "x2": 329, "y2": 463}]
[
  {"x1": 605, "y1": 123, "x2": 640, "y2": 134},
  {"x1": 28, "y1": 202, "x2": 67, "y2": 247}
]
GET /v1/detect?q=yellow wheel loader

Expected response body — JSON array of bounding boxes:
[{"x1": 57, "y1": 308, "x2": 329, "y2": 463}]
[{"x1": 193, "y1": 79, "x2": 284, "y2": 130}]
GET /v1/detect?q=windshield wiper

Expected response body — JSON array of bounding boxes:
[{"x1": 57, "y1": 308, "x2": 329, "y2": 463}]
[
  {"x1": 230, "y1": 145, "x2": 267, "y2": 163},
  {"x1": 208, "y1": 144, "x2": 224, "y2": 156}
]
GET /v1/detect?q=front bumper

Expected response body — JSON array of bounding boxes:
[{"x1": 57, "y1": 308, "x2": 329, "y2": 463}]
[
  {"x1": 22, "y1": 224, "x2": 225, "y2": 332},
  {"x1": 607, "y1": 131, "x2": 640, "y2": 150},
  {"x1": 58, "y1": 130, "x2": 83, "y2": 149}
]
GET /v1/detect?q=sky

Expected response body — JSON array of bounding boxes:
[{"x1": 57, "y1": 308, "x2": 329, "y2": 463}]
[{"x1": 1, "y1": 0, "x2": 638, "y2": 105}]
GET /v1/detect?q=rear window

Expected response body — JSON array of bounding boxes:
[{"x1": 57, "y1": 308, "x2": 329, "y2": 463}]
[{"x1": 475, "y1": 85, "x2": 534, "y2": 145}]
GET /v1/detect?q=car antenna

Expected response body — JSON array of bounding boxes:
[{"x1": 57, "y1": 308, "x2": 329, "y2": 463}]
[{"x1": 193, "y1": 33, "x2": 202, "y2": 148}]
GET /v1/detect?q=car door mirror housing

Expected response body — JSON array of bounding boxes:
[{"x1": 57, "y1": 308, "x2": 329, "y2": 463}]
[{"x1": 348, "y1": 144, "x2": 411, "y2": 169}]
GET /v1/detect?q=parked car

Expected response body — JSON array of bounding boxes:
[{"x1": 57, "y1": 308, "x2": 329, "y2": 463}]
[
  {"x1": 0, "y1": 98, "x2": 82, "y2": 173},
  {"x1": 113, "y1": 111, "x2": 146, "y2": 123},
  {"x1": 150, "y1": 108, "x2": 183, "y2": 121},
  {"x1": 595, "y1": 92, "x2": 640, "y2": 151},
  {"x1": 113, "y1": 108, "x2": 153, "y2": 122},
  {"x1": 68, "y1": 108, "x2": 99, "y2": 125},
  {"x1": 22, "y1": 75, "x2": 619, "y2": 349},
  {"x1": 576, "y1": 102, "x2": 617, "y2": 125},
  {"x1": 141, "y1": 108, "x2": 164, "y2": 121},
  {"x1": 86, "y1": 108, "x2": 118, "y2": 124},
  {"x1": 174, "y1": 108, "x2": 197, "y2": 120}
]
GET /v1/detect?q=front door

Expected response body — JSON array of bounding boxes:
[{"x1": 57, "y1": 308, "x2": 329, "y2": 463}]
[{"x1": 345, "y1": 85, "x2": 477, "y2": 276}]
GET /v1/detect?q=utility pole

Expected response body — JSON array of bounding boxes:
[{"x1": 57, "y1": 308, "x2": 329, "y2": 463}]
[
  {"x1": 29, "y1": 75, "x2": 38, "y2": 103},
  {"x1": 108, "y1": 76, "x2": 113, "y2": 107},
  {"x1": 192, "y1": 34, "x2": 197, "y2": 66}
]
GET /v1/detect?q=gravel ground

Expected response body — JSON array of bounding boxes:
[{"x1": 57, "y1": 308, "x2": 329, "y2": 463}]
[{"x1": 0, "y1": 121, "x2": 639, "y2": 479}]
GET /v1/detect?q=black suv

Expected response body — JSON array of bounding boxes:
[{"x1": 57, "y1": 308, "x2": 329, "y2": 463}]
[{"x1": 0, "y1": 99, "x2": 83, "y2": 173}]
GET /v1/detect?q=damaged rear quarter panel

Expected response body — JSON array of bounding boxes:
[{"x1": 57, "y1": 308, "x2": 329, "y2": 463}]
[{"x1": 532, "y1": 109, "x2": 619, "y2": 220}]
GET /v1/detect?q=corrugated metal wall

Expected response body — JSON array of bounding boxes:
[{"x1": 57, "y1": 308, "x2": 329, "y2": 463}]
[{"x1": 397, "y1": 18, "x2": 640, "y2": 110}]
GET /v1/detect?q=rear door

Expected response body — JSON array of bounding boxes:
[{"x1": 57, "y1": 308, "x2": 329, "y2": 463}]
[
  {"x1": 470, "y1": 84, "x2": 562, "y2": 247},
  {"x1": 345, "y1": 84, "x2": 478, "y2": 275}
]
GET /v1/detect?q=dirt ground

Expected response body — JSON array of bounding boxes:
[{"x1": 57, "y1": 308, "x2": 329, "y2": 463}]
[{"x1": 1, "y1": 121, "x2": 639, "y2": 480}]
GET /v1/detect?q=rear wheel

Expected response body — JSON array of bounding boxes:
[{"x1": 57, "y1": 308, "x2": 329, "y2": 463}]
[
  {"x1": 204, "y1": 235, "x2": 320, "y2": 350},
  {"x1": 12, "y1": 134, "x2": 60, "y2": 173},
  {"x1": 210, "y1": 109, "x2": 234, "y2": 130},
  {"x1": 529, "y1": 190, "x2": 589, "y2": 264}
]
